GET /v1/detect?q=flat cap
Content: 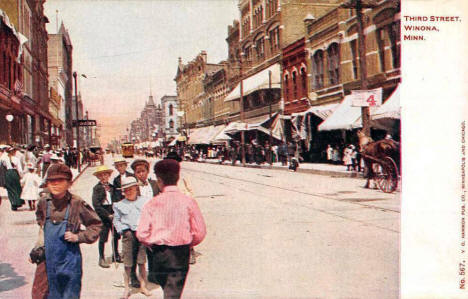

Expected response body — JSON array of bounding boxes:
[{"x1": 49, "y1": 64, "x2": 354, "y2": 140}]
[
  {"x1": 45, "y1": 164, "x2": 73, "y2": 181},
  {"x1": 131, "y1": 159, "x2": 149, "y2": 170},
  {"x1": 154, "y1": 159, "x2": 180, "y2": 177}
]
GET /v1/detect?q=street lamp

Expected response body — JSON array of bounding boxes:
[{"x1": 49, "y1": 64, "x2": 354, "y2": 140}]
[{"x1": 6, "y1": 113, "x2": 13, "y2": 144}]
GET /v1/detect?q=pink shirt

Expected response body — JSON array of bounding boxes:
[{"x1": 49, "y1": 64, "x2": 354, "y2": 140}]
[{"x1": 136, "y1": 185, "x2": 206, "y2": 247}]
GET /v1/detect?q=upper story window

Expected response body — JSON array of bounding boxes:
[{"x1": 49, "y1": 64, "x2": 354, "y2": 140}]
[
  {"x1": 350, "y1": 39, "x2": 358, "y2": 79},
  {"x1": 312, "y1": 50, "x2": 324, "y2": 89},
  {"x1": 169, "y1": 104, "x2": 173, "y2": 116},
  {"x1": 269, "y1": 27, "x2": 280, "y2": 52},
  {"x1": 255, "y1": 37, "x2": 265, "y2": 59},
  {"x1": 292, "y1": 71, "x2": 297, "y2": 99},
  {"x1": 300, "y1": 67, "x2": 307, "y2": 94},
  {"x1": 388, "y1": 21, "x2": 401, "y2": 68},
  {"x1": 169, "y1": 119, "x2": 174, "y2": 129},
  {"x1": 327, "y1": 43, "x2": 340, "y2": 85},
  {"x1": 284, "y1": 74, "x2": 289, "y2": 101}
]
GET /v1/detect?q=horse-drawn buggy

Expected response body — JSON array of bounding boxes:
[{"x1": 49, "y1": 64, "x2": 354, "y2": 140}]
[
  {"x1": 358, "y1": 131, "x2": 400, "y2": 193},
  {"x1": 87, "y1": 146, "x2": 104, "y2": 166}
]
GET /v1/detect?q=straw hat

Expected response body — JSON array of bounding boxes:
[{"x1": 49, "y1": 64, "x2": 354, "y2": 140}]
[
  {"x1": 93, "y1": 165, "x2": 113, "y2": 176},
  {"x1": 119, "y1": 176, "x2": 140, "y2": 190},
  {"x1": 113, "y1": 158, "x2": 127, "y2": 165}
]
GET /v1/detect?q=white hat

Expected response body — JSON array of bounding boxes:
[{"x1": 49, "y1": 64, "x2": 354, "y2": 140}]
[
  {"x1": 119, "y1": 176, "x2": 140, "y2": 190},
  {"x1": 26, "y1": 163, "x2": 35, "y2": 169}
]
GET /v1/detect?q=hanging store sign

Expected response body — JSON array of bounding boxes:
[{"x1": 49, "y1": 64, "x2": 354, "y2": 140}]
[
  {"x1": 350, "y1": 88, "x2": 382, "y2": 107},
  {"x1": 73, "y1": 119, "x2": 97, "y2": 127}
]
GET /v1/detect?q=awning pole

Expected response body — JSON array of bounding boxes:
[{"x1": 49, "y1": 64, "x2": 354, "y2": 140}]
[
  {"x1": 269, "y1": 70, "x2": 273, "y2": 145},
  {"x1": 240, "y1": 54, "x2": 246, "y2": 166}
]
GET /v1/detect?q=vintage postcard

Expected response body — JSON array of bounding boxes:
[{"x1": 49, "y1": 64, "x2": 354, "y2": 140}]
[{"x1": 0, "y1": 0, "x2": 466, "y2": 298}]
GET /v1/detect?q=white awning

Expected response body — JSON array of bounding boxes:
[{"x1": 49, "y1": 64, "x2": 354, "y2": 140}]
[
  {"x1": 0, "y1": 9, "x2": 28, "y2": 62},
  {"x1": 304, "y1": 103, "x2": 339, "y2": 120},
  {"x1": 318, "y1": 95, "x2": 362, "y2": 131},
  {"x1": 225, "y1": 64, "x2": 281, "y2": 102},
  {"x1": 372, "y1": 85, "x2": 400, "y2": 120},
  {"x1": 187, "y1": 126, "x2": 224, "y2": 145},
  {"x1": 168, "y1": 139, "x2": 177, "y2": 146}
]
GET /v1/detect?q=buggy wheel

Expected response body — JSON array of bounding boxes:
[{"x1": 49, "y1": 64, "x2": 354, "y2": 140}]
[{"x1": 375, "y1": 157, "x2": 398, "y2": 193}]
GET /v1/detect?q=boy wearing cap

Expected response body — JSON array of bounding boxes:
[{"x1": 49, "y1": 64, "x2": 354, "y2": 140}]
[
  {"x1": 137, "y1": 159, "x2": 206, "y2": 298},
  {"x1": 35, "y1": 163, "x2": 102, "y2": 299},
  {"x1": 113, "y1": 176, "x2": 151, "y2": 298},
  {"x1": 112, "y1": 158, "x2": 133, "y2": 202},
  {"x1": 92, "y1": 165, "x2": 121, "y2": 268}
]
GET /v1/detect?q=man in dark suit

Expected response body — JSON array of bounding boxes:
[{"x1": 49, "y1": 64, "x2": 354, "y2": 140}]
[
  {"x1": 91, "y1": 165, "x2": 121, "y2": 268},
  {"x1": 130, "y1": 159, "x2": 159, "y2": 284},
  {"x1": 112, "y1": 158, "x2": 133, "y2": 202}
]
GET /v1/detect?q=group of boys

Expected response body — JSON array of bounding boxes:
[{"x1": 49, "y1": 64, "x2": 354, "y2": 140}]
[{"x1": 91, "y1": 155, "x2": 206, "y2": 299}]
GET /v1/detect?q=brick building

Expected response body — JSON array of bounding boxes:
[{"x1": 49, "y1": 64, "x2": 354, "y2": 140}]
[
  {"x1": 282, "y1": 37, "x2": 308, "y2": 114},
  {"x1": 223, "y1": 0, "x2": 341, "y2": 143},
  {"x1": 129, "y1": 93, "x2": 164, "y2": 143},
  {"x1": 0, "y1": 10, "x2": 23, "y2": 144},
  {"x1": 48, "y1": 22, "x2": 73, "y2": 147},
  {"x1": 1, "y1": 0, "x2": 51, "y2": 146}
]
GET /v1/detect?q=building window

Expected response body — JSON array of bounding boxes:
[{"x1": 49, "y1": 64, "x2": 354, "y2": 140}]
[
  {"x1": 269, "y1": 27, "x2": 280, "y2": 52},
  {"x1": 388, "y1": 21, "x2": 401, "y2": 68},
  {"x1": 256, "y1": 37, "x2": 265, "y2": 59},
  {"x1": 376, "y1": 28, "x2": 386, "y2": 72},
  {"x1": 169, "y1": 104, "x2": 173, "y2": 116},
  {"x1": 327, "y1": 43, "x2": 340, "y2": 85},
  {"x1": 169, "y1": 119, "x2": 174, "y2": 129},
  {"x1": 350, "y1": 39, "x2": 358, "y2": 79},
  {"x1": 284, "y1": 74, "x2": 289, "y2": 101},
  {"x1": 301, "y1": 68, "x2": 307, "y2": 95},
  {"x1": 312, "y1": 50, "x2": 324, "y2": 89},
  {"x1": 292, "y1": 71, "x2": 297, "y2": 99}
]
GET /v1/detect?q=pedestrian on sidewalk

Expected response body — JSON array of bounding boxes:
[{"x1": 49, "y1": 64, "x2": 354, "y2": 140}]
[
  {"x1": 40, "y1": 145, "x2": 52, "y2": 177},
  {"x1": 92, "y1": 165, "x2": 122, "y2": 268},
  {"x1": 21, "y1": 163, "x2": 41, "y2": 210},
  {"x1": 343, "y1": 145, "x2": 353, "y2": 171},
  {"x1": 2, "y1": 147, "x2": 24, "y2": 210},
  {"x1": 113, "y1": 176, "x2": 151, "y2": 299},
  {"x1": 34, "y1": 163, "x2": 102, "y2": 299},
  {"x1": 131, "y1": 159, "x2": 160, "y2": 284},
  {"x1": 137, "y1": 159, "x2": 206, "y2": 299}
]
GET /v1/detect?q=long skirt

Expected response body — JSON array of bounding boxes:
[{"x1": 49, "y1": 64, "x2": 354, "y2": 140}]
[
  {"x1": 0, "y1": 164, "x2": 6, "y2": 187},
  {"x1": 5, "y1": 169, "x2": 24, "y2": 208}
]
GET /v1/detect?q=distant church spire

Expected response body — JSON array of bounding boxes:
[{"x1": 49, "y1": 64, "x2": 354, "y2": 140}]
[{"x1": 147, "y1": 80, "x2": 155, "y2": 106}]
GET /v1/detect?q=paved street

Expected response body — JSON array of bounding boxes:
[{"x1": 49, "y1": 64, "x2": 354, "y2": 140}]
[{"x1": 0, "y1": 155, "x2": 399, "y2": 298}]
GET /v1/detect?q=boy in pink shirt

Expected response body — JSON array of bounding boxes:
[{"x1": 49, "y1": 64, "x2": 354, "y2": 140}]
[{"x1": 137, "y1": 159, "x2": 206, "y2": 299}]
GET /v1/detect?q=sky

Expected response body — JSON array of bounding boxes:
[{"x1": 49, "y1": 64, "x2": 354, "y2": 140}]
[{"x1": 44, "y1": 0, "x2": 239, "y2": 146}]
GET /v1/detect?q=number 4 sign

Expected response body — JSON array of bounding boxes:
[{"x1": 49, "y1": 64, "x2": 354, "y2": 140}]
[{"x1": 350, "y1": 88, "x2": 383, "y2": 107}]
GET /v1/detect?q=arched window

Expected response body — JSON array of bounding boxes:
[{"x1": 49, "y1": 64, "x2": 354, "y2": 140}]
[
  {"x1": 169, "y1": 104, "x2": 173, "y2": 116},
  {"x1": 300, "y1": 68, "x2": 307, "y2": 95},
  {"x1": 327, "y1": 43, "x2": 340, "y2": 85},
  {"x1": 292, "y1": 71, "x2": 297, "y2": 99},
  {"x1": 169, "y1": 119, "x2": 174, "y2": 129},
  {"x1": 284, "y1": 74, "x2": 289, "y2": 101},
  {"x1": 312, "y1": 50, "x2": 324, "y2": 89}
]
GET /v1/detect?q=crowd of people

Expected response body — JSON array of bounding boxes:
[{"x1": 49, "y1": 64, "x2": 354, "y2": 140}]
[
  {"x1": 0, "y1": 144, "x2": 101, "y2": 211},
  {"x1": 24, "y1": 150, "x2": 205, "y2": 299}
]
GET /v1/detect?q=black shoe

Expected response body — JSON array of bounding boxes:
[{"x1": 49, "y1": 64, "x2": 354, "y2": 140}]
[
  {"x1": 11, "y1": 206, "x2": 17, "y2": 211},
  {"x1": 112, "y1": 255, "x2": 123, "y2": 263},
  {"x1": 130, "y1": 278, "x2": 140, "y2": 288}
]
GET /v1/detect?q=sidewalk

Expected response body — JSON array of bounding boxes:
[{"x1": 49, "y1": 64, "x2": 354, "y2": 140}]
[
  {"x1": 197, "y1": 159, "x2": 364, "y2": 178},
  {"x1": 0, "y1": 163, "x2": 89, "y2": 200}
]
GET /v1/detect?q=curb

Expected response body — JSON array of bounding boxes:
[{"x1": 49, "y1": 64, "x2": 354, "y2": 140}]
[
  {"x1": 195, "y1": 160, "x2": 364, "y2": 178},
  {"x1": 72, "y1": 163, "x2": 90, "y2": 183}
]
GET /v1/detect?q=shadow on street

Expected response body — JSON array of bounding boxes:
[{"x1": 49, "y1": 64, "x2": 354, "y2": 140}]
[{"x1": 0, "y1": 263, "x2": 27, "y2": 292}]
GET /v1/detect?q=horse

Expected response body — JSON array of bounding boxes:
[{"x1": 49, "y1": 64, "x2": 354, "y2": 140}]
[{"x1": 357, "y1": 130, "x2": 400, "y2": 189}]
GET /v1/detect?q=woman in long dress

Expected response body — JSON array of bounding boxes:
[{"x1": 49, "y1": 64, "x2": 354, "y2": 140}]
[{"x1": 2, "y1": 147, "x2": 24, "y2": 211}]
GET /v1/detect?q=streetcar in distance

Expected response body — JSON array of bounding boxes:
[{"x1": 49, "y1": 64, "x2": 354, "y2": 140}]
[{"x1": 121, "y1": 142, "x2": 135, "y2": 158}]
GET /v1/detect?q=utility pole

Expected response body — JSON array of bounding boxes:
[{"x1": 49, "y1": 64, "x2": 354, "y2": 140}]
[
  {"x1": 240, "y1": 54, "x2": 246, "y2": 166},
  {"x1": 268, "y1": 70, "x2": 273, "y2": 146},
  {"x1": 73, "y1": 72, "x2": 81, "y2": 172},
  {"x1": 343, "y1": 0, "x2": 376, "y2": 137}
]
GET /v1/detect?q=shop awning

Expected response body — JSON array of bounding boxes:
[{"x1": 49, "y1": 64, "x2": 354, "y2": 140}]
[
  {"x1": 304, "y1": 103, "x2": 339, "y2": 120},
  {"x1": 187, "y1": 126, "x2": 223, "y2": 145},
  {"x1": 224, "y1": 113, "x2": 282, "y2": 140},
  {"x1": 225, "y1": 64, "x2": 281, "y2": 102},
  {"x1": 168, "y1": 139, "x2": 177, "y2": 146},
  {"x1": 318, "y1": 95, "x2": 362, "y2": 131},
  {"x1": 372, "y1": 85, "x2": 400, "y2": 120}
]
